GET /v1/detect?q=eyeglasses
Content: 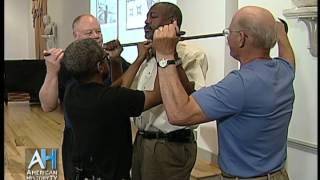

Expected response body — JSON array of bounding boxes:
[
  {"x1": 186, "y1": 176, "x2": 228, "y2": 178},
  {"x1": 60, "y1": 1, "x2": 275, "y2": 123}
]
[
  {"x1": 102, "y1": 53, "x2": 110, "y2": 64},
  {"x1": 222, "y1": 28, "x2": 242, "y2": 37}
]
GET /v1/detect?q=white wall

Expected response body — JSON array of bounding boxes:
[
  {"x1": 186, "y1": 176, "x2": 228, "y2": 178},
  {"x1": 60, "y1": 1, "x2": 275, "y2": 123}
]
[
  {"x1": 47, "y1": 0, "x2": 90, "y2": 49},
  {"x1": 4, "y1": 1, "x2": 317, "y2": 179},
  {"x1": 5, "y1": 0, "x2": 32, "y2": 59},
  {"x1": 178, "y1": 1, "x2": 318, "y2": 179},
  {"x1": 177, "y1": 0, "x2": 239, "y2": 157},
  {"x1": 5, "y1": 0, "x2": 90, "y2": 59}
]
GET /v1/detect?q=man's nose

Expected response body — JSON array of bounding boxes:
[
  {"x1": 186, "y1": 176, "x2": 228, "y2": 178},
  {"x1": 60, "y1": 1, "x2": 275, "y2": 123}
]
[{"x1": 145, "y1": 17, "x2": 151, "y2": 24}]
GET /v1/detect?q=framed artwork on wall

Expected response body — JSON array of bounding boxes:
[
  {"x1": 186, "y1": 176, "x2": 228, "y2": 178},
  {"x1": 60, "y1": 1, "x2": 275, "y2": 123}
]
[
  {"x1": 126, "y1": 0, "x2": 159, "y2": 30},
  {"x1": 96, "y1": 0, "x2": 117, "y2": 25}
]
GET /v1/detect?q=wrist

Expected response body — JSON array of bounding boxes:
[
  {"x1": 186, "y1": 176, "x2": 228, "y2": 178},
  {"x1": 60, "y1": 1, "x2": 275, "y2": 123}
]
[
  {"x1": 156, "y1": 53, "x2": 175, "y2": 62},
  {"x1": 109, "y1": 56, "x2": 121, "y2": 62},
  {"x1": 46, "y1": 71, "x2": 59, "y2": 79}
]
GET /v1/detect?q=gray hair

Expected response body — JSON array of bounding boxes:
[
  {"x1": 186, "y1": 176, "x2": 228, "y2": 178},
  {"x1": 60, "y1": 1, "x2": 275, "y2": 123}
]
[
  {"x1": 63, "y1": 38, "x2": 105, "y2": 81},
  {"x1": 238, "y1": 17, "x2": 277, "y2": 49}
]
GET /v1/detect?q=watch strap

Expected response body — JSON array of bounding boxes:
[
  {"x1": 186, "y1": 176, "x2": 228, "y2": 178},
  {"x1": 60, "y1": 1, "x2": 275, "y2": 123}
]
[
  {"x1": 157, "y1": 59, "x2": 176, "y2": 68},
  {"x1": 175, "y1": 58, "x2": 182, "y2": 66}
]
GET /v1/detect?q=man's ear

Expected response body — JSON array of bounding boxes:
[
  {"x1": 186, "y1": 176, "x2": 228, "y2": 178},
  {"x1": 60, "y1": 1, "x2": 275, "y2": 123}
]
[
  {"x1": 96, "y1": 61, "x2": 104, "y2": 73},
  {"x1": 239, "y1": 31, "x2": 247, "y2": 48},
  {"x1": 72, "y1": 31, "x2": 77, "y2": 39}
]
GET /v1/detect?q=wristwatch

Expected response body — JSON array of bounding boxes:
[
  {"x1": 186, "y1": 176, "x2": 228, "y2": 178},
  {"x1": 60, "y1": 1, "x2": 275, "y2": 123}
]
[
  {"x1": 175, "y1": 58, "x2": 182, "y2": 66},
  {"x1": 157, "y1": 58, "x2": 176, "y2": 68}
]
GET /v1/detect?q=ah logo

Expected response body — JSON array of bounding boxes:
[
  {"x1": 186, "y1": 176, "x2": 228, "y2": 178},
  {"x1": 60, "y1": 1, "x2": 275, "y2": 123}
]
[{"x1": 27, "y1": 148, "x2": 57, "y2": 170}]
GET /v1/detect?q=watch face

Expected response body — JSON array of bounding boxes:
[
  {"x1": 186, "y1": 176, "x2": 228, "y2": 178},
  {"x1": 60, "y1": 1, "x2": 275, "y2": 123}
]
[{"x1": 159, "y1": 59, "x2": 167, "y2": 67}]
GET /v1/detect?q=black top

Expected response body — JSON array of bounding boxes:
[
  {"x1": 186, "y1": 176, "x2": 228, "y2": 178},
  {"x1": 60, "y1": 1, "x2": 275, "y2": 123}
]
[
  {"x1": 63, "y1": 81, "x2": 145, "y2": 179},
  {"x1": 59, "y1": 57, "x2": 131, "y2": 102}
]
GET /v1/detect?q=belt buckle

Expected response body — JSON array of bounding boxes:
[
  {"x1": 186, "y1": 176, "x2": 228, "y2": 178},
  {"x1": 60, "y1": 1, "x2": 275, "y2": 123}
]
[{"x1": 138, "y1": 130, "x2": 145, "y2": 135}]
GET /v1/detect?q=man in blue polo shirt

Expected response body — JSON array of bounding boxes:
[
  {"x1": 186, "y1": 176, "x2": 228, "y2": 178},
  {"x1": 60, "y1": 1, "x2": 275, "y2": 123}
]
[{"x1": 153, "y1": 6, "x2": 295, "y2": 180}]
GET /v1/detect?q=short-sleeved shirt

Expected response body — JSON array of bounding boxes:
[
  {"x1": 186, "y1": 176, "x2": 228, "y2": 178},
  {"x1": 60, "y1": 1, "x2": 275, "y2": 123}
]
[
  {"x1": 59, "y1": 58, "x2": 131, "y2": 128},
  {"x1": 192, "y1": 58, "x2": 295, "y2": 177},
  {"x1": 63, "y1": 81, "x2": 145, "y2": 179},
  {"x1": 58, "y1": 57, "x2": 131, "y2": 102},
  {"x1": 131, "y1": 42, "x2": 208, "y2": 133}
]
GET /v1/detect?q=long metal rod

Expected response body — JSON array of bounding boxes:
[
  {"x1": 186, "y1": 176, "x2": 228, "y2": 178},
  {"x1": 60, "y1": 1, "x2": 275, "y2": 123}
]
[{"x1": 121, "y1": 32, "x2": 224, "y2": 47}]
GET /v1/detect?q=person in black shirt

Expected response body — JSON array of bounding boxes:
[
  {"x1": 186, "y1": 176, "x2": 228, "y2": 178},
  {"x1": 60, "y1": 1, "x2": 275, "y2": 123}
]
[
  {"x1": 39, "y1": 14, "x2": 130, "y2": 179},
  {"x1": 43, "y1": 38, "x2": 158, "y2": 179}
]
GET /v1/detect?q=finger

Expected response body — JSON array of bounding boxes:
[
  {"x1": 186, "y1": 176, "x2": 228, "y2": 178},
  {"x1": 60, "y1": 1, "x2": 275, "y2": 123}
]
[
  {"x1": 171, "y1": 20, "x2": 179, "y2": 34},
  {"x1": 143, "y1": 40, "x2": 152, "y2": 45},
  {"x1": 115, "y1": 39, "x2": 121, "y2": 45},
  {"x1": 43, "y1": 48, "x2": 63, "y2": 57},
  {"x1": 154, "y1": 29, "x2": 160, "y2": 38},
  {"x1": 143, "y1": 40, "x2": 152, "y2": 47},
  {"x1": 163, "y1": 25, "x2": 169, "y2": 33},
  {"x1": 56, "y1": 52, "x2": 64, "y2": 63},
  {"x1": 43, "y1": 50, "x2": 51, "y2": 56}
]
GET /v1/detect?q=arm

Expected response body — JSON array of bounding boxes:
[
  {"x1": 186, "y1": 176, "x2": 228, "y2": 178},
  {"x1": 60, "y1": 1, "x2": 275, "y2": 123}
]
[
  {"x1": 175, "y1": 49, "x2": 208, "y2": 94},
  {"x1": 153, "y1": 22, "x2": 209, "y2": 125},
  {"x1": 111, "y1": 41, "x2": 152, "y2": 88},
  {"x1": 39, "y1": 48, "x2": 64, "y2": 112},
  {"x1": 176, "y1": 60, "x2": 195, "y2": 95},
  {"x1": 103, "y1": 39, "x2": 124, "y2": 82},
  {"x1": 143, "y1": 74, "x2": 162, "y2": 111},
  {"x1": 276, "y1": 21, "x2": 295, "y2": 68}
]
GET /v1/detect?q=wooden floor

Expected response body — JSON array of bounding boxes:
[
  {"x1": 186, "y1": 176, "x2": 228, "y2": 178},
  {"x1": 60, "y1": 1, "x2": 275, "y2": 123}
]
[
  {"x1": 4, "y1": 102, "x2": 65, "y2": 179},
  {"x1": 4, "y1": 101, "x2": 220, "y2": 180}
]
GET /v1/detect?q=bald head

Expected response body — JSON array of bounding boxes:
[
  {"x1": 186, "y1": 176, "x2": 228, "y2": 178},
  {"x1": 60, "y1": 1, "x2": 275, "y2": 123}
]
[
  {"x1": 231, "y1": 6, "x2": 277, "y2": 49},
  {"x1": 72, "y1": 14, "x2": 103, "y2": 46}
]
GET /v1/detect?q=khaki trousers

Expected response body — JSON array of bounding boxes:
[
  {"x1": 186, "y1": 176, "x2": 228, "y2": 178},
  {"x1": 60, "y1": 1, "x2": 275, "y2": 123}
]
[{"x1": 131, "y1": 133, "x2": 197, "y2": 180}]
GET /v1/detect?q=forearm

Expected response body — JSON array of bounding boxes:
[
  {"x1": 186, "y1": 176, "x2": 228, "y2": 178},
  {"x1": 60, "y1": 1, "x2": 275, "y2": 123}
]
[
  {"x1": 176, "y1": 65, "x2": 195, "y2": 95},
  {"x1": 143, "y1": 75, "x2": 162, "y2": 110},
  {"x1": 39, "y1": 73, "x2": 59, "y2": 112},
  {"x1": 110, "y1": 57, "x2": 123, "y2": 82},
  {"x1": 111, "y1": 56, "x2": 144, "y2": 88},
  {"x1": 158, "y1": 65, "x2": 191, "y2": 121},
  {"x1": 278, "y1": 34, "x2": 295, "y2": 67}
]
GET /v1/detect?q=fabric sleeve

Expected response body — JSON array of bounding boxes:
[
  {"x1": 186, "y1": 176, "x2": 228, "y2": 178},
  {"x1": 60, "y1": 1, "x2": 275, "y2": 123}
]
[
  {"x1": 111, "y1": 87, "x2": 145, "y2": 117},
  {"x1": 274, "y1": 57, "x2": 295, "y2": 75},
  {"x1": 58, "y1": 64, "x2": 74, "y2": 102},
  {"x1": 179, "y1": 45, "x2": 208, "y2": 90},
  {"x1": 192, "y1": 71, "x2": 245, "y2": 120}
]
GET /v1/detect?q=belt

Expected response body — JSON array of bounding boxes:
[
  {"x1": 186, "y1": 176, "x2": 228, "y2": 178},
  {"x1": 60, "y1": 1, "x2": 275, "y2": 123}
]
[
  {"x1": 222, "y1": 168, "x2": 286, "y2": 180},
  {"x1": 137, "y1": 129, "x2": 194, "y2": 143}
]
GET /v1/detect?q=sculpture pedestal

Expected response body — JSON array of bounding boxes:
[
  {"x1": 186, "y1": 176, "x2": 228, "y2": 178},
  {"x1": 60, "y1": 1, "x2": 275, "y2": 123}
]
[{"x1": 283, "y1": 6, "x2": 317, "y2": 57}]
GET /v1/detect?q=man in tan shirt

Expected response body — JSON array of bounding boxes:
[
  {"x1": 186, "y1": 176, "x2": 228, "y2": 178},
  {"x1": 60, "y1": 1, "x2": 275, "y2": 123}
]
[{"x1": 131, "y1": 2, "x2": 208, "y2": 180}]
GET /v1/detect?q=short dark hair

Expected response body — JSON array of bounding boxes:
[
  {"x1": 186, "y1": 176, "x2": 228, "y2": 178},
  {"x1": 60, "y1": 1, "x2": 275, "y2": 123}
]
[
  {"x1": 63, "y1": 38, "x2": 105, "y2": 81},
  {"x1": 152, "y1": 2, "x2": 183, "y2": 28}
]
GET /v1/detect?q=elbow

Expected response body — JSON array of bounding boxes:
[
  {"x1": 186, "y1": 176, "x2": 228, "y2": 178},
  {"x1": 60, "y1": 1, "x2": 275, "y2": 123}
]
[
  {"x1": 167, "y1": 113, "x2": 189, "y2": 126},
  {"x1": 39, "y1": 97, "x2": 57, "y2": 112},
  {"x1": 41, "y1": 104, "x2": 56, "y2": 112}
]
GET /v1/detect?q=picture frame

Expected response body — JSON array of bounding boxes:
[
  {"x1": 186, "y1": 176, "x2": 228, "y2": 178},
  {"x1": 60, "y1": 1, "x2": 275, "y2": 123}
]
[
  {"x1": 126, "y1": 0, "x2": 159, "y2": 30},
  {"x1": 96, "y1": 0, "x2": 117, "y2": 25}
]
